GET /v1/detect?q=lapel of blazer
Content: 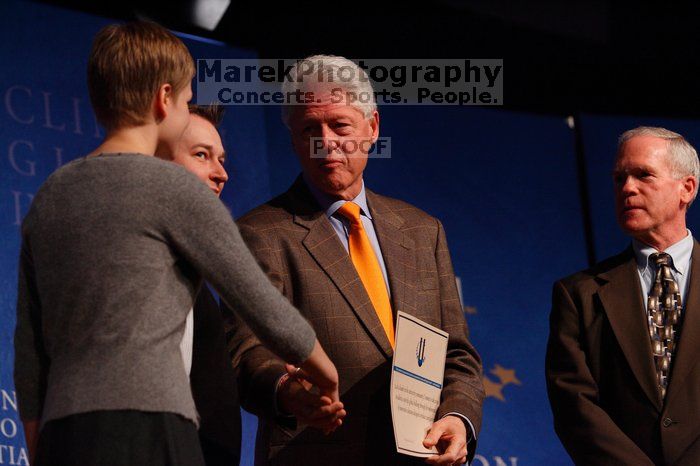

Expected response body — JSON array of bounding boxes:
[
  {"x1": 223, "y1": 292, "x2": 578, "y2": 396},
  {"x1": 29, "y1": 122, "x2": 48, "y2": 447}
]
[
  {"x1": 597, "y1": 248, "x2": 662, "y2": 411},
  {"x1": 366, "y1": 190, "x2": 418, "y2": 321},
  {"x1": 666, "y1": 240, "x2": 700, "y2": 404},
  {"x1": 288, "y1": 178, "x2": 393, "y2": 358}
]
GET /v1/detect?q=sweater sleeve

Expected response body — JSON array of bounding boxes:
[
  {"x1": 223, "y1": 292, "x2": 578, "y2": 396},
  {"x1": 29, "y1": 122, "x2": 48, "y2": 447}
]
[
  {"x1": 14, "y1": 234, "x2": 49, "y2": 421},
  {"x1": 158, "y1": 169, "x2": 315, "y2": 365}
]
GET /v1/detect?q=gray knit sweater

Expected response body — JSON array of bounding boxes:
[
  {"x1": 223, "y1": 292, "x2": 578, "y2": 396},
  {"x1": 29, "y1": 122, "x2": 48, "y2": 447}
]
[{"x1": 14, "y1": 153, "x2": 315, "y2": 426}]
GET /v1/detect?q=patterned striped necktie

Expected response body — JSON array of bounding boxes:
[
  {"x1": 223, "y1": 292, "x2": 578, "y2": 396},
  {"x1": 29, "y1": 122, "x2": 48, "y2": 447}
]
[
  {"x1": 647, "y1": 252, "x2": 682, "y2": 399},
  {"x1": 336, "y1": 202, "x2": 395, "y2": 347}
]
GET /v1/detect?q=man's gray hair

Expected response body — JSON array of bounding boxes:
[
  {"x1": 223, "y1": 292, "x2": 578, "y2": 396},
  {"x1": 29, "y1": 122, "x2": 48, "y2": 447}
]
[
  {"x1": 281, "y1": 55, "x2": 377, "y2": 127},
  {"x1": 619, "y1": 126, "x2": 700, "y2": 203}
]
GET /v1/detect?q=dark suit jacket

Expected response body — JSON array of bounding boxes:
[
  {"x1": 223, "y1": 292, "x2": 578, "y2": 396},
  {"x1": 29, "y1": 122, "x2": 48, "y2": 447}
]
[
  {"x1": 226, "y1": 177, "x2": 484, "y2": 466},
  {"x1": 191, "y1": 285, "x2": 241, "y2": 466},
  {"x1": 546, "y1": 242, "x2": 700, "y2": 465}
]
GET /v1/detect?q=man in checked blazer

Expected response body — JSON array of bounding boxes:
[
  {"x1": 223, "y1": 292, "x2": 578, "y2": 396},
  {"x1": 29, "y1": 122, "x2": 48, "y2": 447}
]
[
  {"x1": 546, "y1": 126, "x2": 700, "y2": 465},
  {"x1": 226, "y1": 55, "x2": 484, "y2": 466}
]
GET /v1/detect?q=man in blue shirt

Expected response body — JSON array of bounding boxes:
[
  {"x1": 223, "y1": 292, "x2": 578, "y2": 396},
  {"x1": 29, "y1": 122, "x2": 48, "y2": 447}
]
[{"x1": 227, "y1": 55, "x2": 484, "y2": 466}]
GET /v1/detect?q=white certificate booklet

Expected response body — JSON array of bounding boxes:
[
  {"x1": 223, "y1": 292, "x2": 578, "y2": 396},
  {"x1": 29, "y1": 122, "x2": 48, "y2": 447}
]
[{"x1": 390, "y1": 311, "x2": 448, "y2": 457}]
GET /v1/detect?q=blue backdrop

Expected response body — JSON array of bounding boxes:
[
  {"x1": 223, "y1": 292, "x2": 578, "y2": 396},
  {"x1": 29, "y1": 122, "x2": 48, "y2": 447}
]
[{"x1": 2, "y1": 2, "x2": 698, "y2": 465}]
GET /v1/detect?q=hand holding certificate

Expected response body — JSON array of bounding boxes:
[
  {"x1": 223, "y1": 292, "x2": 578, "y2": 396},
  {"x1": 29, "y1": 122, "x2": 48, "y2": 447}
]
[
  {"x1": 391, "y1": 312, "x2": 469, "y2": 465},
  {"x1": 422, "y1": 415, "x2": 468, "y2": 465},
  {"x1": 391, "y1": 311, "x2": 449, "y2": 456}
]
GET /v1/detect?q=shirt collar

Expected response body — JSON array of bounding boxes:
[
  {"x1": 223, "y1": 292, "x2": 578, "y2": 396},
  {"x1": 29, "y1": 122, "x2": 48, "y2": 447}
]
[
  {"x1": 633, "y1": 229, "x2": 694, "y2": 276},
  {"x1": 303, "y1": 174, "x2": 372, "y2": 220}
]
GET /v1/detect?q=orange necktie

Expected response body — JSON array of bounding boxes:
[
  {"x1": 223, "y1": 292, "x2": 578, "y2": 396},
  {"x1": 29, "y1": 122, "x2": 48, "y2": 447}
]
[{"x1": 337, "y1": 202, "x2": 395, "y2": 347}]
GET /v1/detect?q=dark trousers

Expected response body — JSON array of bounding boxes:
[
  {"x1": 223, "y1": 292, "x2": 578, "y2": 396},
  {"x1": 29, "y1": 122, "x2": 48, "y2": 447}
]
[{"x1": 35, "y1": 410, "x2": 205, "y2": 466}]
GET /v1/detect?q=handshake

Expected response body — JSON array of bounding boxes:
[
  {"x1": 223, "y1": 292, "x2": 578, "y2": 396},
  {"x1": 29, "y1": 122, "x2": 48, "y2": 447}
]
[
  {"x1": 277, "y1": 362, "x2": 470, "y2": 465},
  {"x1": 278, "y1": 363, "x2": 347, "y2": 434}
]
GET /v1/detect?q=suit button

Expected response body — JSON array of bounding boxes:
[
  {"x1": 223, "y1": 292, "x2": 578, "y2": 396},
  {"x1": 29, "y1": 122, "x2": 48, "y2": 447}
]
[{"x1": 663, "y1": 417, "x2": 673, "y2": 427}]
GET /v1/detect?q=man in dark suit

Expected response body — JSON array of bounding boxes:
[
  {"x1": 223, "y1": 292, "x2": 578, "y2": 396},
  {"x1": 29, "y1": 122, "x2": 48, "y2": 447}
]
[
  {"x1": 227, "y1": 55, "x2": 484, "y2": 466},
  {"x1": 546, "y1": 126, "x2": 700, "y2": 465},
  {"x1": 158, "y1": 105, "x2": 240, "y2": 465}
]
